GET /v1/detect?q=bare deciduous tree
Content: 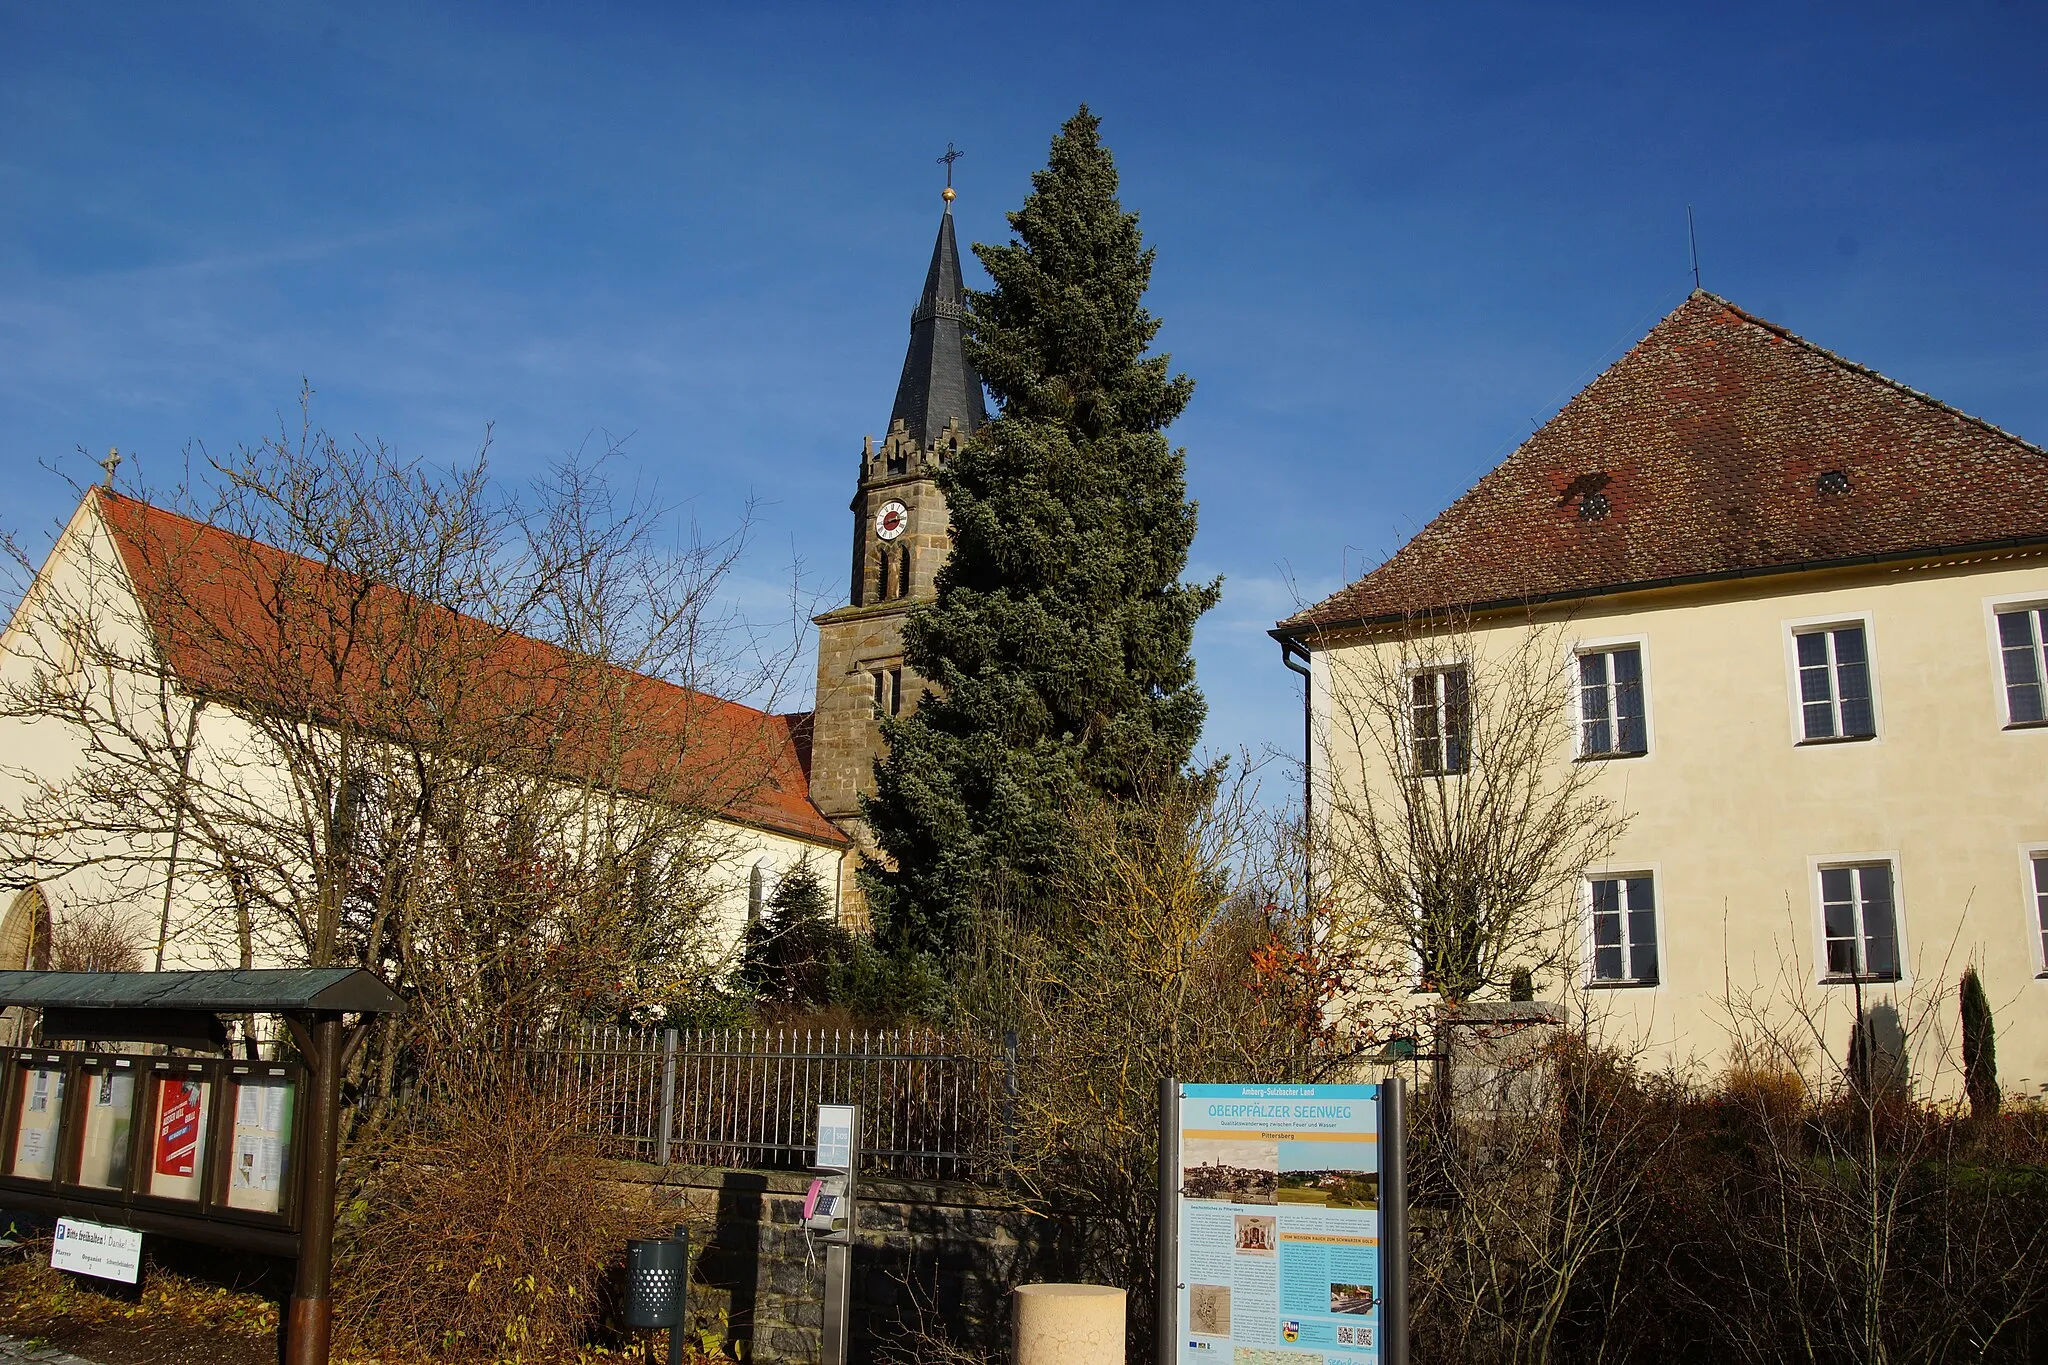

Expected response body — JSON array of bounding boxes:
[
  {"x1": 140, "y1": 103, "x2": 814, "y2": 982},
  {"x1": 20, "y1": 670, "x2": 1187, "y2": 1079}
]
[
  {"x1": 0, "y1": 398, "x2": 802, "y2": 1101},
  {"x1": 1315, "y1": 612, "x2": 1629, "y2": 1003}
]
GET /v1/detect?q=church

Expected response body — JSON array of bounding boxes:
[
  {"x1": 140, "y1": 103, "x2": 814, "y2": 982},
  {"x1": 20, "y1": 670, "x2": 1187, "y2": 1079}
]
[{"x1": 0, "y1": 187, "x2": 978, "y2": 979}]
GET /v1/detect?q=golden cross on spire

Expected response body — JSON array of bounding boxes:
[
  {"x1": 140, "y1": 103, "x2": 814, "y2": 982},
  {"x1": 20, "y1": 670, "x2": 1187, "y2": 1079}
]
[{"x1": 937, "y1": 141, "x2": 963, "y2": 202}]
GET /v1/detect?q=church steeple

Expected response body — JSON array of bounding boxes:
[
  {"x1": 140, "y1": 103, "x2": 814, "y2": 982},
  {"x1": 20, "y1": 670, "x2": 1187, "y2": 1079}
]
[
  {"x1": 885, "y1": 202, "x2": 986, "y2": 451},
  {"x1": 810, "y1": 176, "x2": 983, "y2": 923}
]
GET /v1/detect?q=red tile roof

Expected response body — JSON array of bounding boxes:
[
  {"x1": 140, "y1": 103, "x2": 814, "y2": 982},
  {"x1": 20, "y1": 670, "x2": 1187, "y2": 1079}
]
[
  {"x1": 1281, "y1": 292, "x2": 2048, "y2": 634},
  {"x1": 91, "y1": 490, "x2": 846, "y2": 846}
]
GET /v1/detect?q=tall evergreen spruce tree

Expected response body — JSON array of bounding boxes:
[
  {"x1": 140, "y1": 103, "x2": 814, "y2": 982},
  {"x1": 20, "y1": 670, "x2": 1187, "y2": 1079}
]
[{"x1": 864, "y1": 107, "x2": 1220, "y2": 958}]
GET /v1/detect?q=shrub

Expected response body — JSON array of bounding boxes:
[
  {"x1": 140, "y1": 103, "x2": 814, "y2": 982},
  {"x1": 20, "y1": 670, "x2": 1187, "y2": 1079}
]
[
  {"x1": 1963, "y1": 963, "x2": 2001, "y2": 1120},
  {"x1": 1409, "y1": 1040, "x2": 2048, "y2": 1364},
  {"x1": 336, "y1": 1085, "x2": 658, "y2": 1360},
  {"x1": 738, "y1": 860, "x2": 950, "y2": 1023}
]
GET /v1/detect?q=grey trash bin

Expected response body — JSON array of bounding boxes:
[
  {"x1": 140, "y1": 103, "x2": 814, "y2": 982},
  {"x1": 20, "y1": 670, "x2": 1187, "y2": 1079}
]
[{"x1": 625, "y1": 1227, "x2": 689, "y2": 1364}]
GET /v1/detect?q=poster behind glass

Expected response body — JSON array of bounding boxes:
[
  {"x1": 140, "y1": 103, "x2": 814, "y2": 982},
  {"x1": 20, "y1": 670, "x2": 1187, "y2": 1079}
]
[
  {"x1": 148, "y1": 1071, "x2": 211, "y2": 1201},
  {"x1": 10, "y1": 1060, "x2": 65, "y2": 1181},
  {"x1": 76, "y1": 1064, "x2": 138, "y2": 1190},
  {"x1": 224, "y1": 1073, "x2": 294, "y2": 1214}
]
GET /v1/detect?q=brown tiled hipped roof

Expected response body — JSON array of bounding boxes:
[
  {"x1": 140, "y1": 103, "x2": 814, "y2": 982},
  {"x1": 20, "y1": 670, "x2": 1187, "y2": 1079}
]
[
  {"x1": 91, "y1": 491, "x2": 846, "y2": 847},
  {"x1": 1282, "y1": 292, "x2": 2048, "y2": 634}
]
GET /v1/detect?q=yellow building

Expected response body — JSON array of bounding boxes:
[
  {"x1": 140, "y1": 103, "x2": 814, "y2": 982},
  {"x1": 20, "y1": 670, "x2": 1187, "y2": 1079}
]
[{"x1": 1276, "y1": 292, "x2": 2048, "y2": 1100}]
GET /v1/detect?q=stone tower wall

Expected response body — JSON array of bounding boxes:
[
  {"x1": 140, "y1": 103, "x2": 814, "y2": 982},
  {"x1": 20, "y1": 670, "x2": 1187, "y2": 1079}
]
[{"x1": 810, "y1": 418, "x2": 974, "y2": 926}]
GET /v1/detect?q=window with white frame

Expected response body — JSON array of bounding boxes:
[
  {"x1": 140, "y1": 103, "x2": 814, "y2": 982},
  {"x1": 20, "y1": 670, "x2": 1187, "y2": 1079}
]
[
  {"x1": 1587, "y1": 874, "x2": 1659, "y2": 985},
  {"x1": 1577, "y1": 645, "x2": 1646, "y2": 757},
  {"x1": 1409, "y1": 666, "x2": 1469, "y2": 776},
  {"x1": 1996, "y1": 606, "x2": 2048, "y2": 726},
  {"x1": 2032, "y1": 854, "x2": 2048, "y2": 971},
  {"x1": 1819, "y1": 862, "x2": 1900, "y2": 981},
  {"x1": 1795, "y1": 624, "x2": 1875, "y2": 741}
]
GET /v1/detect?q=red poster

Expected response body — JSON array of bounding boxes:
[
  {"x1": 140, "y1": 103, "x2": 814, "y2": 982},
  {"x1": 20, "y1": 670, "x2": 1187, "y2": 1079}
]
[{"x1": 154, "y1": 1079, "x2": 201, "y2": 1178}]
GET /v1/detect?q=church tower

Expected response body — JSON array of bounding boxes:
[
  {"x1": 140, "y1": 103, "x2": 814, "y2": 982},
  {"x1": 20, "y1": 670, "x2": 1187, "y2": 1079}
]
[{"x1": 809, "y1": 186, "x2": 986, "y2": 915}]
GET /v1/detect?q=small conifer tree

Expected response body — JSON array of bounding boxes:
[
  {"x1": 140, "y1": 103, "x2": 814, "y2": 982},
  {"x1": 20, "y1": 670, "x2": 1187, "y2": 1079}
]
[
  {"x1": 1961, "y1": 964, "x2": 2000, "y2": 1120},
  {"x1": 864, "y1": 106, "x2": 1220, "y2": 958},
  {"x1": 738, "y1": 861, "x2": 841, "y2": 1005}
]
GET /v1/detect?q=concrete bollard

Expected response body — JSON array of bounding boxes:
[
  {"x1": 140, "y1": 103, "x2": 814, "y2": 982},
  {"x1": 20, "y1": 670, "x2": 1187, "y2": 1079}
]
[{"x1": 1012, "y1": 1283, "x2": 1125, "y2": 1365}]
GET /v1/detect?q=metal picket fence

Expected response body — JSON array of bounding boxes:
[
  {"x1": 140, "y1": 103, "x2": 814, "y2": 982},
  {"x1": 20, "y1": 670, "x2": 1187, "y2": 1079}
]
[{"x1": 527, "y1": 1025, "x2": 1010, "y2": 1180}]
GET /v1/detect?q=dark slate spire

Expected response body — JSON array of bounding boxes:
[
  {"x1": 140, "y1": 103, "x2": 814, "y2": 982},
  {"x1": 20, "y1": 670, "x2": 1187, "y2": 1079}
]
[{"x1": 887, "y1": 200, "x2": 986, "y2": 449}]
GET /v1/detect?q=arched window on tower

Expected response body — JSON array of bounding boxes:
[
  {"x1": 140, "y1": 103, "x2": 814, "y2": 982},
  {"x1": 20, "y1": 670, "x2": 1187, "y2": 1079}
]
[{"x1": 898, "y1": 545, "x2": 912, "y2": 598}]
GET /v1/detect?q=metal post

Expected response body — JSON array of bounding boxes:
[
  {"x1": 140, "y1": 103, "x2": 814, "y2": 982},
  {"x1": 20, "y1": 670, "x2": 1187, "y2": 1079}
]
[
  {"x1": 286, "y1": 1012, "x2": 344, "y2": 1365},
  {"x1": 667, "y1": 1225, "x2": 690, "y2": 1365},
  {"x1": 1379, "y1": 1076, "x2": 1408, "y2": 1365},
  {"x1": 821, "y1": 1105, "x2": 859, "y2": 1365},
  {"x1": 657, "y1": 1028, "x2": 678, "y2": 1167},
  {"x1": 1156, "y1": 1076, "x2": 1179, "y2": 1365}
]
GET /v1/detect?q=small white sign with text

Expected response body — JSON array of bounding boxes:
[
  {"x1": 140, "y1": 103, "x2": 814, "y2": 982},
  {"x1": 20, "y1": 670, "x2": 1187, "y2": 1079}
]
[
  {"x1": 51, "y1": 1217, "x2": 143, "y2": 1284},
  {"x1": 815, "y1": 1104, "x2": 855, "y2": 1169}
]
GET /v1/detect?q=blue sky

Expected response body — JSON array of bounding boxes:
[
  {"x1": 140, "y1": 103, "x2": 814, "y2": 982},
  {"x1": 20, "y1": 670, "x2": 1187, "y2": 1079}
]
[
  {"x1": 1279, "y1": 1140, "x2": 1375, "y2": 1176},
  {"x1": 3, "y1": 1, "x2": 2043, "y2": 790}
]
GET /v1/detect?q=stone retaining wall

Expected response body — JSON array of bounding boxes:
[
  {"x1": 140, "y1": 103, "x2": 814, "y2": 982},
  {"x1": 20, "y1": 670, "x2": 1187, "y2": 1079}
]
[{"x1": 606, "y1": 1161, "x2": 1050, "y2": 1363}]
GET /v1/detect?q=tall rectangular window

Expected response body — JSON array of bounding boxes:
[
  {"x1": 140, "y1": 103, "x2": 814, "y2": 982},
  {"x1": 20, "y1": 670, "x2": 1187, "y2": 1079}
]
[
  {"x1": 1820, "y1": 862, "x2": 1899, "y2": 980},
  {"x1": 871, "y1": 667, "x2": 903, "y2": 718},
  {"x1": 1796, "y1": 625, "x2": 1875, "y2": 740},
  {"x1": 1410, "y1": 667, "x2": 1469, "y2": 776},
  {"x1": 1588, "y1": 875, "x2": 1658, "y2": 984},
  {"x1": 1578, "y1": 646, "x2": 1646, "y2": 757},
  {"x1": 1997, "y1": 607, "x2": 2048, "y2": 726},
  {"x1": 2032, "y1": 854, "x2": 2048, "y2": 970}
]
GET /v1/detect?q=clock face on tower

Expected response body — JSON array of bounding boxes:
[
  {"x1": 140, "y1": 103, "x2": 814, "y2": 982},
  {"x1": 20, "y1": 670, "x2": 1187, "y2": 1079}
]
[{"x1": 874, "y1": 500, "x2": 909, "y2": 541}]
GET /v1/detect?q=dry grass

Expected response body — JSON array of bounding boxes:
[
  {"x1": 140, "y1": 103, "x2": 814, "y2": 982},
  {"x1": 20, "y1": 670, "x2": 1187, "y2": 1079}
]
[
  {"x1": 0, "y1": 1231, "x2": 727, "y2": 1365},
  {"x1": 0, "y1": 1243, "x2": 277, "y2": 1338}
]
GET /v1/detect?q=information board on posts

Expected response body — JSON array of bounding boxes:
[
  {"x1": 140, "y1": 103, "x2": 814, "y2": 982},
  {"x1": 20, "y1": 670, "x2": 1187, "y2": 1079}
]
[{"x1": 1174, "y1": 1083, "x2": 1381, "y2": 1364}]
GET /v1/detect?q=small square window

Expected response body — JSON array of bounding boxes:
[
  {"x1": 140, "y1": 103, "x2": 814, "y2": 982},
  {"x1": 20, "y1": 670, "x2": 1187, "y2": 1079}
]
[
  {"x1": 1819, "y1": 862, "x2": 1900, "y2": 982},
  {"x1": 1996, "y1": 607, "x2": 2048, "y2": 727},
  {"x1": 1409, "y1": 667, "x2": 1469, "y2": 776},
  {"x1": 1578, "y1": 646, "x2": 1646, "y2": 757},
  {"x1": 1588, "y1": 874, "x2": 1659, "y2": 985},
  {"x1": 1795, "y1": 625, "x2": 1875, "y2": 741}
]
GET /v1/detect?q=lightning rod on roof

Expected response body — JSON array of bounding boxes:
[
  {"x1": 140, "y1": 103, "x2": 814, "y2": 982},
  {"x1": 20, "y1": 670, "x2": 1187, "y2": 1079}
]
[{"x1": 1687, "y1": 205, "x2": 1701, "y2": 291}]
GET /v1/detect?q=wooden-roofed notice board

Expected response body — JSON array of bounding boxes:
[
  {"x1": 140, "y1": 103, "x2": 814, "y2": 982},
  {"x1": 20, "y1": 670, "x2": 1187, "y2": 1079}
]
[{"x1": 0, "y1": 968, "x2": 404, "y2": 1365}]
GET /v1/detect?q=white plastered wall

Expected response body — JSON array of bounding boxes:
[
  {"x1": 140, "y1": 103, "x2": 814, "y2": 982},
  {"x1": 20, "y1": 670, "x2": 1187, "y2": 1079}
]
[{"x1": 0, "y1": 497, "x2": 848, "y2": 975}]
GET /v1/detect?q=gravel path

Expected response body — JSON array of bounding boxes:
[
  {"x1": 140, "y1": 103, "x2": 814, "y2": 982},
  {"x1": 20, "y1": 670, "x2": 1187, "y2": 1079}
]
[{"x1": 0, "y1": 1338, "x2": 101, "y2": 1365}]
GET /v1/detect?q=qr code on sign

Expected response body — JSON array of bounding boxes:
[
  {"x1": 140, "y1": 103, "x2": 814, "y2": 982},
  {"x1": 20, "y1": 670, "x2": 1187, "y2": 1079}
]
[{"x1": 1335, "y1": 1325, "x2": 1375, "y2": 1347}]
